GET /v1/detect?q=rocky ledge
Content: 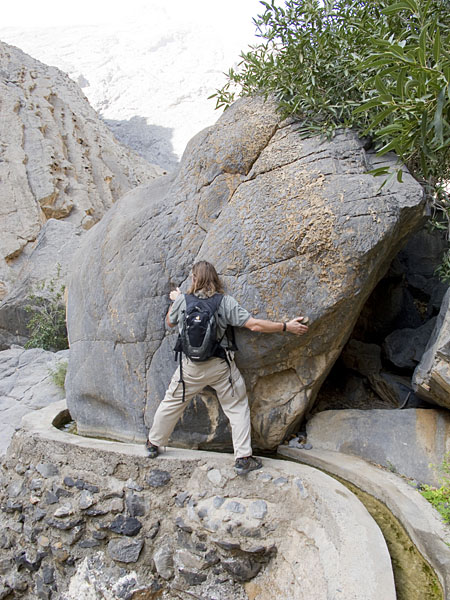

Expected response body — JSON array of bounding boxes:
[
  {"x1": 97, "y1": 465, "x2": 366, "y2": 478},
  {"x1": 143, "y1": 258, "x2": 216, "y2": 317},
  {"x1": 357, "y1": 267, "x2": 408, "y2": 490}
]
[{"x1": 0, "y1": 401, "x2": 395, "y2": 600}]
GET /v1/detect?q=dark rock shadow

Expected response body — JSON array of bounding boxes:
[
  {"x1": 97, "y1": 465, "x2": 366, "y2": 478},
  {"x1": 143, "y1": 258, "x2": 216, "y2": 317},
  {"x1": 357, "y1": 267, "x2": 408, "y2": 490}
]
[{"x1": 104, "y1": 116, "x2": 179, "y2": 172}]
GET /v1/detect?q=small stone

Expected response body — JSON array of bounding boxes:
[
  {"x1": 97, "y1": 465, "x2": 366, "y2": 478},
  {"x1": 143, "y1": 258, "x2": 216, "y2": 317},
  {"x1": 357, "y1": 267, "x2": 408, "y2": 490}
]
[
  {"x1": 55, "y1": 487, "x2": 73, "y2": 499},
  {"x1": 174, "y1": 549, "x2": 206, "y2": 571},
  {"x1": 178, "y1": 568, "x2": 207, "y2": 586},
  {"x1": 147, "y1": 469, "x2": 171, "y2": 488},
  {"x1": 84, "y1": 483, "x2": 99, "y2": 494},
  {"x1": 125, "y1": 478, "x2": 143, "y2": 492},
  {"x1": 7, "y1": 481, "x2": 23, "y2": 498},
  {"x1": 78, "y1": 539, "x2": 101, "y2": 548},
  {"x1": 44, "y1": 491, "x2": 59, "y2": 505},
  {"x1": 63, "y1": 476, "x2": 75, "y2": 487},
  {"x1": 51, "y1": 542, "x2": 69, "y2": 563},
  {"x1": 203, "y1": 519, "x2": 219, "y2": 532},
  {"x1": 33, "y1": 508, "x2": 47, "y2": 522},
  {"x1": 226, "y1": 501, "x2": 245, "y2": 514},
  {"x1": 240, "y1": 527, "x2": 261, "y2": 538},
  {"x1": 6, "y1": 572, "x2": 28, "y2": 592},
  {"x1": 257, "y1": 473, "x2": 272, "y2": 482},
  {"x1": 249, "y1": 500, "x2": 267, "y2": 520},
  {"x1": 213, "y1": 496, "x2": 225, "y2": 509},
  {"x1": 221, "y1": 556, "x2": 262, "y2": 582},
  {"x1": 272, "y1": 477, "x2": 288, "y2": 486},
  {"x1": 36, "y1": 463, "x2": 59, "y2": 478},
  {"x1": 92, "y1": 531, "x2": 108, "y2": 540},
  {"x1": 153, "y1": 545, "x2": 174, "y2": 579},
  {"x1": 288, "y1": 437, "x2": 300, "y2": 448},
  {"x1": 30, "y1": 479, "x2": 43, "y2": 491},
  {"x1": 108, "y1": 498, "x2": 124, "y2": 513},
  {"x1": 294, "y1": 479, "x2": 308, "y2": 499},
  {"x1": 35, "y1": 574, "x2": 51, "y2": 600},
  {"x1": 46, "y1": 517, "x2": 83, "y2": 531},
  {"x1": 148, "y1": 521, "x2": 160, "y2": 540},
  {"x1": 37, "y1": 536, "x2": 50, "y2": 548},
  {"x1": 0, "y1": 558, "x2": 13, "y2": 575},
  {"x1": 5, "y1": 499, "x2": 22, "y2": 512},
  {"x1": 108, "y1": 538, "x2": 144, "y2": 564},
  {"x1": 74, "y1": 479, "x2": 85, "y2": 490},
  {"x1": 205, "y1": 550, "x2": 220, "y2": 566},
  {"x1": 214, "y1": 540, "x2": 241, "y2": 552},
  {"x1": 42, "y1": 566, "x2": 54, "y2": 585},
  {"x1": 85, "y1": 508, "x2": 109, "y2": 517},
  {"x1": 14, "y1": 550, "x2": 45, "y2": 573},
  {"x1": 15, "y1": 463, "x2": 27, "y2": 475},
  {"x1": 79, "y1": 490, "x2": 95, "y2": 510},
  {"x1": 53, "y1": 504, "x2": 73, "y2": 518},
  {"x1": 125, "y1": 492, "x2": 145, "y2": 517},
  {"x1": 67, "y1": 525, "x2": 84, "y2": 546},
  {"x1": 175, "y1": 491, "x2": 189, "y2": 507},
  {"x1": 303, "y1": 442, "x2": 313, "y2": 450},
  {"x1": 30, "y1": 496, "x2": 40, "y2": 505},
  {"x1": 197, "y1": 507, "x2": 208, "y2": 519},
  {"x1": 109, "y1": 515, "x2": 142, "y2": 536},
  {"x1": 175, "y1": 517, "x2": 193, "y2": 533},
  {"x1": 207, "y1": 469, "x2": 222, "y2": 485}
]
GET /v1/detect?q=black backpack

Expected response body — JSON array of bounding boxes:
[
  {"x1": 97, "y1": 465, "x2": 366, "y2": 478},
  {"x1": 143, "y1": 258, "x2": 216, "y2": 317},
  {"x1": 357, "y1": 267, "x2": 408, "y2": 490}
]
[
  {"x1": 173, "y1": 293, "x2": 237, "y2": 401},
  {"x1": 176, "y1": 293, "x2": 224, "y2": 362}
]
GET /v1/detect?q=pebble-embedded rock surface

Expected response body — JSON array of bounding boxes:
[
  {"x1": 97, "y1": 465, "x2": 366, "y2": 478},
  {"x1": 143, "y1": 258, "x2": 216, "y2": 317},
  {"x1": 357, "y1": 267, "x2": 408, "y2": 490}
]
[{"x1": 0, "y1": 401, "x2": 396, "y2": 599}]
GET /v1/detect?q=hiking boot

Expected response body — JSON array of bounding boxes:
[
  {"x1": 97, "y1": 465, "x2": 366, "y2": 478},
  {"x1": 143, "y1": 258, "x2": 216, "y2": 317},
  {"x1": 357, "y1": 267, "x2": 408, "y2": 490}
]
[
  {"x1": 146, "y1": 440, "x2": 159, "y2": 459},
  {"x1": 234, "y1": 456, "x2": 262, "y2": 476}
]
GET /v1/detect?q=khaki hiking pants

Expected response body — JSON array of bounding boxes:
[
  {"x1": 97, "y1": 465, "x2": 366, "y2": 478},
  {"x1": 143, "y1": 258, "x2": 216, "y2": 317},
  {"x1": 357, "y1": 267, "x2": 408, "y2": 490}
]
[{"x1": 148, "y1": 356, "x2": 252, "y2": 459}]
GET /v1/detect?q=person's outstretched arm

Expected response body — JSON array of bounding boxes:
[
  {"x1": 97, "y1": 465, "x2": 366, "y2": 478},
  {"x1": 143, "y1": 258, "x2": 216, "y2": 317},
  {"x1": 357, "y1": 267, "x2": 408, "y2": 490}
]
[{"x1": 244, "y1": 316, "x2": 308, "y2": 335}]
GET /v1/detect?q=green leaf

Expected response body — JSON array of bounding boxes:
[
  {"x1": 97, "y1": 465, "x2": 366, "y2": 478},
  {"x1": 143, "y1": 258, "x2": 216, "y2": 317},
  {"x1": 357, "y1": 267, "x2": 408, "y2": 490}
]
[
  {"x1": 382, "y1": 2, "x2": 416, "y2": 16},
  {"x1": 353, "y1": 98, "x2": 383, "y2": 113},
  {"x1": 374, "y1": 75, "x2": 391, "y2": 97},
  {"x1": 433, "y1": 86, "x2": 446, "y2": 146},
  {"x1": 396, "y1": 67, "x2": 407, "y2": 100},
  {"x1": 418, "y1": 25, "x2": 428, "y2": 67},
  {"x1": 434, "y1": 26, "x2": 441, "y2": 64},
  {"x1": 364, "y1": 106, "x2": 397, "y2": 132},
  {"x1": 368, "y1": 166, "x2": 390, "y2": 177}
]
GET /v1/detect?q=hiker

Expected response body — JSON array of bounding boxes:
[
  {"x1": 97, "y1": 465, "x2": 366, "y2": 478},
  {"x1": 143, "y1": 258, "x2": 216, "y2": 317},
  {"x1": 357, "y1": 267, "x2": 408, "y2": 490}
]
[{"x1": 146, "y1": 261, "x2": 309, "y2": 475}]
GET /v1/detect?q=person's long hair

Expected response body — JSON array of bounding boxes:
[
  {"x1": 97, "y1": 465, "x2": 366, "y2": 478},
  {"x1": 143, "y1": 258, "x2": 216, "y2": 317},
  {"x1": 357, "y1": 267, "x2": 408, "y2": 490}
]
[{"x1": 188, "y1": 261, "x2": 224, "y2": 296}]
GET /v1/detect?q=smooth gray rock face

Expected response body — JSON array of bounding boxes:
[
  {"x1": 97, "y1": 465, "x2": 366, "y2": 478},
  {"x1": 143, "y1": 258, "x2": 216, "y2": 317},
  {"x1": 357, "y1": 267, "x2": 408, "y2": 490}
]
[
  {"x1": 306, "y1": 408, "x2": 450, "y2": 485},
  {"x1": 0, "y1": 219, "x2": 81, "y2": 350},
  {"x1": 66, "y1": 96, "x2": 425, "y2": 449},
  {"x1": 0, "y1": 346, "x2": 68, "y2": 456},
  {"x1": 0, "y1": 40, "x2": 164, "y2": 301},
  {"x1": 413, "y1": 288, "x2": 450, "y2": 408}
]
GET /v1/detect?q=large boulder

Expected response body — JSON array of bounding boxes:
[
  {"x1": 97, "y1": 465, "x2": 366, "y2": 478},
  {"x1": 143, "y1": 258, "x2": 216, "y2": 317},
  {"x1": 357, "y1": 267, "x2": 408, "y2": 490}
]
[
  {"x1": 305, "y1": 408, "x2": 450, "y2": 486},
  {"x1": 66, "y1": 96, "x2": 425, "y2": 449},
  {"x1": 0, "y1": 40, "x2": 164, "y2": 300},
  {"x1": 413, "y1": 287, "x2": 450, "y2": 408}
]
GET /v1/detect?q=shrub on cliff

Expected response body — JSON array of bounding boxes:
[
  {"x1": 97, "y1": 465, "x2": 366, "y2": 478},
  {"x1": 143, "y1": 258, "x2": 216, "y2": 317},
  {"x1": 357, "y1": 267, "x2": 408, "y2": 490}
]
[{"x1": 24, "y1": 267, "x2": 68, "y2": 352}]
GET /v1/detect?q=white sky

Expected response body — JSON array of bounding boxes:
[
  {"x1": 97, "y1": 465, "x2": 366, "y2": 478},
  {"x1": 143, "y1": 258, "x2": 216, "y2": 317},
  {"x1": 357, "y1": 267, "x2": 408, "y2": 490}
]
[{"x1": 1, "y1": 0, "x2": 265, "y2": 29}]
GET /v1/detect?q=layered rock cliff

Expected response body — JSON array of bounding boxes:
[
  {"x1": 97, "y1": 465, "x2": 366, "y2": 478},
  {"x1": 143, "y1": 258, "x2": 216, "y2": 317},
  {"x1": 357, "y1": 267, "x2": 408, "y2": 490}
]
[{"x1": 0, "y1": 40, "x2": 164, "y2": 301}]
